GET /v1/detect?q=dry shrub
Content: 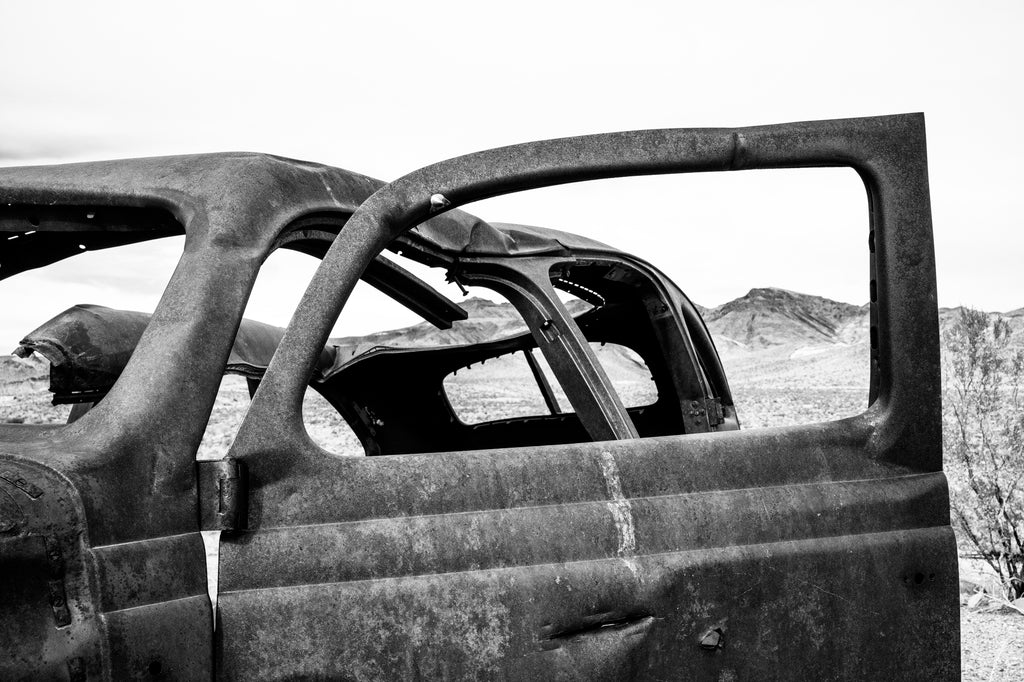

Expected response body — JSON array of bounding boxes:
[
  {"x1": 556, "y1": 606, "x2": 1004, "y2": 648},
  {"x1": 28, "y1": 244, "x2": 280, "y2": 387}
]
[{"x1": 943, "y1": 308, "x2": 1024, "y2": 599}]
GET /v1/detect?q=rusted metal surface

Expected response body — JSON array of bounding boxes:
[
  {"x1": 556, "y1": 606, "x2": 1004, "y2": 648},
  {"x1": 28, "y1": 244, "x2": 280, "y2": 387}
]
[
  {"x1": 0, "y1": 156, "x2": 440, "y2": 678},
  {"x1": 0, "y1": 115, "x2": 956, "y2": 679}
]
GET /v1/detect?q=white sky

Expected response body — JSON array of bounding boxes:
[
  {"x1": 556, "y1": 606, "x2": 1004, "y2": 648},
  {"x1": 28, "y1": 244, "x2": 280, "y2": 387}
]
[{"x1": 1, "y1": 1, "x2": 1021, "y2": 349}]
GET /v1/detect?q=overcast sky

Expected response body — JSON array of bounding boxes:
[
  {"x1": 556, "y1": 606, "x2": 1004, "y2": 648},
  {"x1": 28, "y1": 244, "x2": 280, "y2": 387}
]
[{"x1": 1, "y1": 1, "x2": 1021, "y2": 348}]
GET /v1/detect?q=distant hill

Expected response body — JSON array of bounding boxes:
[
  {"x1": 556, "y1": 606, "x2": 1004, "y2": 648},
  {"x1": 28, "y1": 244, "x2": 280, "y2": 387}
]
[{"x1": 703, "y1": 287, "x2": 868, "y2": 352}]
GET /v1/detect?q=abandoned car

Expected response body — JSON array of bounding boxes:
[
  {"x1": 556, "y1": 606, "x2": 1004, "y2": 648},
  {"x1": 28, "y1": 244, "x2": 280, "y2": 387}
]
[{"x1": 0, "y1": 114, "x2": 957, "y2": 679}]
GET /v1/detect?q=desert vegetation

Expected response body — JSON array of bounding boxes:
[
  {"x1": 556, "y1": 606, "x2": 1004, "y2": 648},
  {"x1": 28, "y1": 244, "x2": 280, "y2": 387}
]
[{"x1": 943, "y1": 308, "x2": 1024, "y2": 602}]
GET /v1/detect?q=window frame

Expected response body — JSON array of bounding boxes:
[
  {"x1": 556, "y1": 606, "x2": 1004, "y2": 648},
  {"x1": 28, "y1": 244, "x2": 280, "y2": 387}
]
[{"x1": 233, "y1": 114, "x2": 941, "y2": 478}]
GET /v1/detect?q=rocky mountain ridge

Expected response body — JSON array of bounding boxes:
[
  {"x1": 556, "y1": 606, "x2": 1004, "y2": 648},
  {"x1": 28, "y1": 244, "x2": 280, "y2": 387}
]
[{"x1": 703, "y1": 287, "x2": 869, "y2": 352}]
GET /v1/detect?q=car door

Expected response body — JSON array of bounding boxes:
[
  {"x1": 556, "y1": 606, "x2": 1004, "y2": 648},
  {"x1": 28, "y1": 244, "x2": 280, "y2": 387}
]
[{"x1": 215, "y1": 115, "x2": 957, "y2": 680}]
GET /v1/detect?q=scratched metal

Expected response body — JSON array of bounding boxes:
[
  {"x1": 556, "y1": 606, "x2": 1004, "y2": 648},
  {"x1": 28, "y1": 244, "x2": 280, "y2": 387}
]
[
  {"x1": 219, "y1": 114, "x2": 955, "y2": 680},
  {"x1": 0, "y1": 115, "x2": 956, "y2": 679}
]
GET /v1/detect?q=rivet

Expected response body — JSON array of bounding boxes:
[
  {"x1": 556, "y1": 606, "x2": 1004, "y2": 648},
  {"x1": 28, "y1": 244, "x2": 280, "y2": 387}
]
[
  {"x1": 699, "y1": 627, "x2": 725, "y2": 651},
  {"x1": 429, "y1": 193, "x2": 451, "y2": 211}
]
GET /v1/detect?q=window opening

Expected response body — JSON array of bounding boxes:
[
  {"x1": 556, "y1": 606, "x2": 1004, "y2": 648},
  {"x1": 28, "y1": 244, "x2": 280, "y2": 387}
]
[
  {"x1": 463, "y1": 169, "x2": 869, "y2": 431},
  {"x1": 294, "y1": 168, "x2": 868, "y2": 453},
  {"x1": 0, "y1": 227, "x2": 184, "y2": 426},
  {"x1": 196, "y1": 375, "x2": 252, "y2": 461},
  {"x1": 589, "y1": 342, "x2": 657, "y2": 408},
  {"x1": 303, "y1": 387, "x2": 364, "y2": 456},
  {"x1": 443, "y1": 348, "x2": 555, "y2": 424}
]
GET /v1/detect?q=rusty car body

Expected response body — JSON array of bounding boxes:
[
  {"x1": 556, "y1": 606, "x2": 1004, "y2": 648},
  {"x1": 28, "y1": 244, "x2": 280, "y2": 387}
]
[{"x1": 0, "y1": 114, "x2": 957, "y2": 679}]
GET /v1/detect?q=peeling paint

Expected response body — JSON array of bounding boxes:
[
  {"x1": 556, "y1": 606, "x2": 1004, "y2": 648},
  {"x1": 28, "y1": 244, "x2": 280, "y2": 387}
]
[
  {"x1": 599, "y1": 451, "x2": 640, "y2": 579},
  {"x1": 317, "y1": 172, "x2": 342, "y2": 207}
]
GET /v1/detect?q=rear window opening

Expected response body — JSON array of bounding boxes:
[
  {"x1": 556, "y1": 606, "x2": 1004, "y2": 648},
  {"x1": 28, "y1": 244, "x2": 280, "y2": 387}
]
[
  {"x1": 590, "y1": 342, "x2": 657, "y2": 408},
  {"x1": 444, "y1": 341, "x2": 657, "y2": 426},
  {"x1": 307, "y1": 282, "x2": 538, "y2": 456},
  {"x1": 443, "y1": 348, "x2": 558, "y2": 424},
  {"x1": 0, "y1": 212, "x2": 184, "y2": 426}
]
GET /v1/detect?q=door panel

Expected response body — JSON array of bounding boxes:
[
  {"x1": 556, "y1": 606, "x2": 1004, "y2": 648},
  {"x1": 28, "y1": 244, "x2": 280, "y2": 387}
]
[
  {"x1": 0, "y1": 456, "x2": 212, "y2": 680},
  {"x1": 217, "y1": 434, "x2": 956, "y2": 679},
  {"x1": 93, "y1": 534, "x2": 212, "y2": 680},
  {"x1": 221, "y1": 531, "x2": 955, "y2": 680}
]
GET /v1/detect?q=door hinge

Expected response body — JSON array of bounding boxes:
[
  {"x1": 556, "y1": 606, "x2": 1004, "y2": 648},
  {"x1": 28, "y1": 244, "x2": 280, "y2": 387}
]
[
  {"x1": 197, "y1": 458, "x2": 247, "y2": 532},
  {"x1": 707, "y1": 397, "x2": 724, "y2": 426}
]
